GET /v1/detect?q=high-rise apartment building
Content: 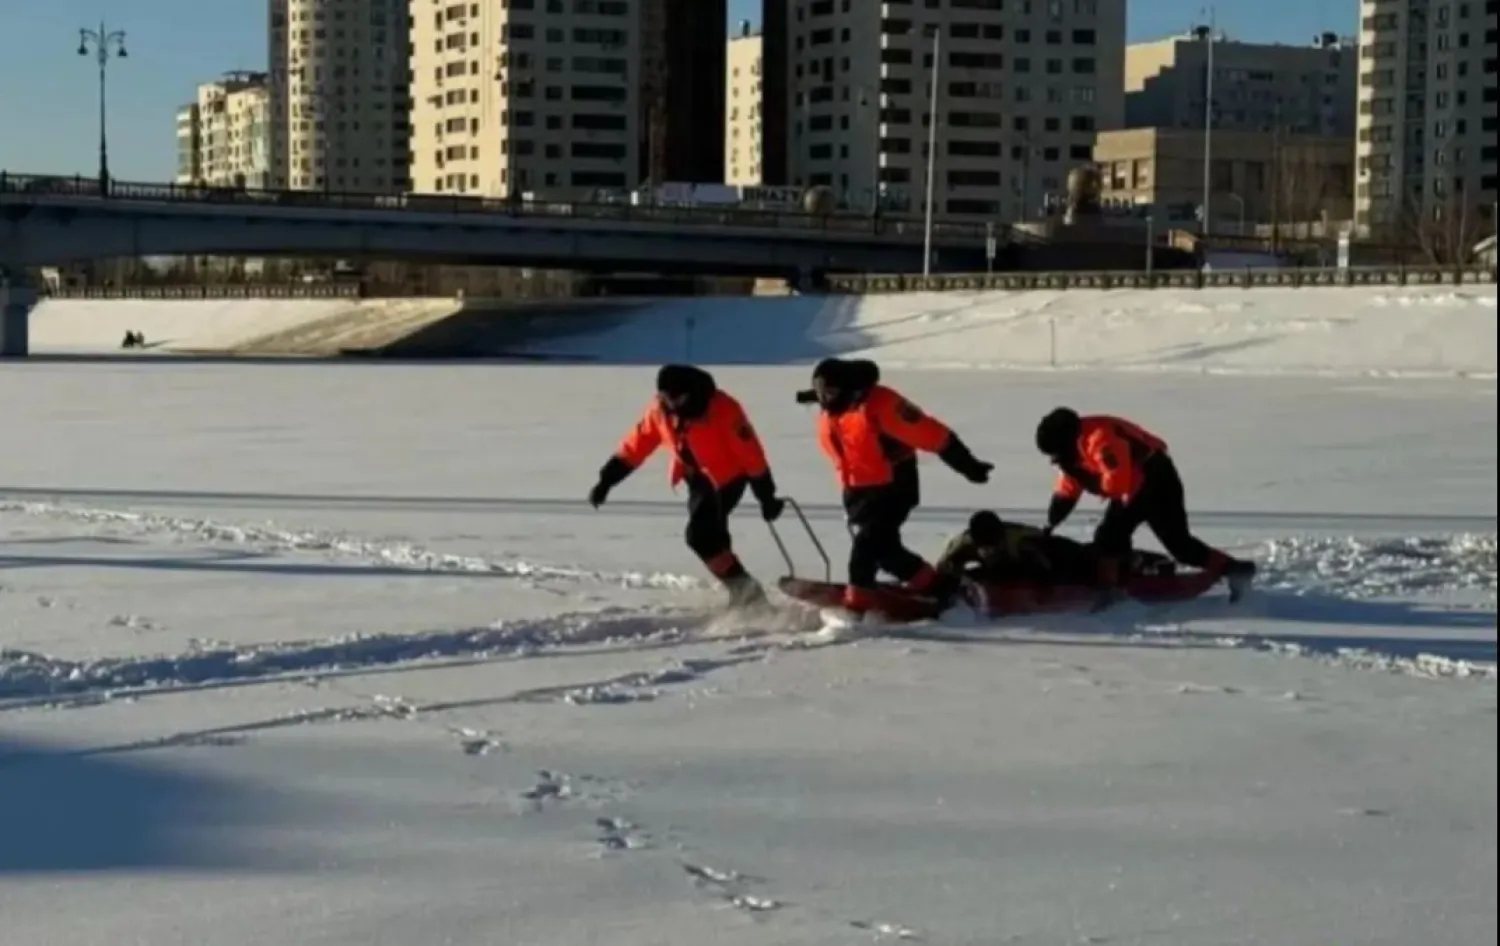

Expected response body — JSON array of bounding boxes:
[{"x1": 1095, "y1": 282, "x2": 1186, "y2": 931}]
[
  {"x1": 778, "y1": 0, "x2": 1126, "y2": 222},
  {"x1": 408, "y1": 0, "x2": 724, "y2": 199},
  {"x1": 1126, "y1": 30, "x2": 1356, "y2": 136},
  {"x1": 174, "y1": 73, "x2": 274, "y2": 189},
  {"x1": 1355, "y1": 0, "x2": 1498, "y2": 238},
  {"x1": 409, "y1": 0, "x2": 639, "y2": 197},
  {"x1": 647, "y1": 0, "x2": 727, "y2": 184},
  {"x1": 268, "y1": 0, "x2": 412, "y2": 194},
  {"x1": 726, "y1": 22, "x2": 763, "y2": 185}
]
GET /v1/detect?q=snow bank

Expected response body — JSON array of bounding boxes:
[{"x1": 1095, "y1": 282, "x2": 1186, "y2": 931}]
[
  {"x1": 518, "y1": 284, "x2": 1498, "y2": 378},
  {"x1": 27, "y1": 298, "x2": 360, "y2": 354}
]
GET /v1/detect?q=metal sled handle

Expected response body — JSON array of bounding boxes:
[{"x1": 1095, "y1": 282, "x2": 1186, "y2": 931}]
[{"x1": 766, "y1": 496, "x2": 831, "y2": 582}]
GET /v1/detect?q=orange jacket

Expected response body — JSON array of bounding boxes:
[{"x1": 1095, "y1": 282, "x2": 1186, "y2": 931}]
[
  {"x1": 817, "y1": 385, "x2": 955, "y2": 489},
  {"x1": 616, "y1": 390, "x2": 770, "y2": 489},
  {"x1": 1054, "y1": 415, "x2": 1168, "y2": 502}
]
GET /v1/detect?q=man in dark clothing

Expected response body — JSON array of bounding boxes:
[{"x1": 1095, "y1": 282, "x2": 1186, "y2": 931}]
[
  {"x1": 589, "y1": 364, "x2": 784, "y2": 609},
  {"x1": 798, "y1": 358, "x2": 993, "y2": 613},
  {"x1": 1034, "y1": 407, "x2": 1256, "y2": 604},
  {"x1": 935, "y1": 510, "x2": 1176, "y2": 587}
]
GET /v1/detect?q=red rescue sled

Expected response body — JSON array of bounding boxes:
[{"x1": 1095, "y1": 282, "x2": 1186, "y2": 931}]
[{"x1": 768, "y1": 499, "x2": 1226, "y2": 624}]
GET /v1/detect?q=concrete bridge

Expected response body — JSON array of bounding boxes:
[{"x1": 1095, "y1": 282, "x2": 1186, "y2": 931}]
[{"x1": 0, "y1": 173, "x2": 995, "y2": 355}]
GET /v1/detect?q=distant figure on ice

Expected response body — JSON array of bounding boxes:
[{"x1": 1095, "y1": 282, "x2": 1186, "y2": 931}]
[
  {"x1": 797, "y1": 357, "x2": 993, "y2": 614},
  {"x1": 588, "y1": 364, "x2": 785, "y2": 610},
  {"x1": 1033, "y1": 407, "x2": 1257, "y2": 604}
]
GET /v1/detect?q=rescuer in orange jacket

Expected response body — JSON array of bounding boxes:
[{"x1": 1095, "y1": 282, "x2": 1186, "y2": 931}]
[
  {"x1": 589, "y1": 365, "x2": 785, "y2": 609},
  {"x1": 1034, "y1": 407, "x2": 1256, "y2": 602},
  {"x1": 798, "y1": 358, "x2": 994, "y2": 613}
]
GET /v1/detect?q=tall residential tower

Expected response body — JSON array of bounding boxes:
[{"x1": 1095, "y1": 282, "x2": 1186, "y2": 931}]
[
  {"x1": 778, "y1": 0, "x2": 1126, "y2": 221},
  {"x1": 1355, "y1": 0, "x2": 1497, "y2": 238},
  {"x1": 408, "y1": 0, "x2": 724, "y2": 198},
  {"x1": 269, "y1": 0, "x2": 412, "y2": 193}
]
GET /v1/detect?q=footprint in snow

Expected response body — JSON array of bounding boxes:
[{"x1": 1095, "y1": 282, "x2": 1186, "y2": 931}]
[
  {"x1": 450, "y1": 727, "x2": 501, "y2": 756},
  {"x1": 850, "y1": 919, "x2": 924, "y2": 940},
  {"x1": 594, "y1": 816, "x2": 651, "y2": 853},
  {"x1": 681, "y1": 862, "x2": 784, "y2": 914}
]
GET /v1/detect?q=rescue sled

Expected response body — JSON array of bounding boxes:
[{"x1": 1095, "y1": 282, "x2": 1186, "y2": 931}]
[{"x1": 767, "y1": 499, "x2": 1227, "y2": 624}]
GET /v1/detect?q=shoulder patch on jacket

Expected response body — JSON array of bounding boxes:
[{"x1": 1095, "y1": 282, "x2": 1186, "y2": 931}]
[
  {"x1": 736, "y1": 420, "x2": 755, "y2": 441},
  {"x1": 894, "y1": 399, "x2": 925, "y2": 424}
]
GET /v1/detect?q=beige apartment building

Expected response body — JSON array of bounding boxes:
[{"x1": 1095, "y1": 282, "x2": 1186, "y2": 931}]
[
  {"x1": 408, "y1": 0, "x2": 641, "y2": 197},
  {"x1": 1355, "y1": 0, "x2": 1498, "y2": 239},
  {"x1": 268, "y1": 0, "x2": 411, "y2": 194},
  {"x1": 781, "y1": 0, "x2": 1125, "y2": 222},
  {"x1": 1126, "y1": 30, "x2": 1357, "y2": 136},
  {"x1": 1096, "y1": 127, "x2": 1355, "y2": 230},
  {"x1": 725, "y1": 24, "x2": 763, "y2": 186},
  {"x1": 174, "y1": 73, "x2": 273, "y2": 189}
]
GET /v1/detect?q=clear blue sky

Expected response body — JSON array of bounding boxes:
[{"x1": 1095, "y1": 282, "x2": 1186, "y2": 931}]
[{"x1": 0, "y1": 0, "x2": 1354, "y2": 182}]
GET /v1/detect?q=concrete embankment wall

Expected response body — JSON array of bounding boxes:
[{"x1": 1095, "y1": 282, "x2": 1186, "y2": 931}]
[
  {"x1": 27, "y1": 296, "x2": 651, "y2": 358},
  {"x1": 27, "y1": 284, "x2": 1496, "y2": 377}
]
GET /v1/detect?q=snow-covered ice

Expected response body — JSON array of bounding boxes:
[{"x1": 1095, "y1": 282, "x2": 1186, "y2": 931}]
[{"x1": 1, "y1": 287, "x2": 1495, "y2": 946}]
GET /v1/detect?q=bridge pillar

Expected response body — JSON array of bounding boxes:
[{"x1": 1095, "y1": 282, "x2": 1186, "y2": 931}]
[
  {"x1": 0, "y1": 267, "x2": 35, "y2": 358},
  {"x1": 792, "y1": 266, "x2": 825, "y2": 294}
]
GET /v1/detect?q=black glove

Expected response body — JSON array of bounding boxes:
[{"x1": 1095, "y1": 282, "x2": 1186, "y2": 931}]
[
  {"x1": 938, "y1": 437, "x2": 993, "y2": 484},
  {"x1": 1045, "y1": 493, "x2": 1078, "y2": 531},
  {"x1": 589, "y1": 456, "x2": 633, "y2": 509},
  {"x1": 749, "y1": 473, "x2": 785, "y2": 522}
]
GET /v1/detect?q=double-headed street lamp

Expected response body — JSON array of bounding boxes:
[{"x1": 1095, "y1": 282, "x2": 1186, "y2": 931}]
[{"x1": 78, "y1": 22, "x2": 128, "y2": 195}]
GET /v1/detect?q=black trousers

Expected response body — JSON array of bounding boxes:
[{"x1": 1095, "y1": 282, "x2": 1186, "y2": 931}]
[
  {"x1": 1093, "y1": 453, "x2": 1216, "y2": 568},
  {"x1": 684, "y1": 475, "x2": 746, "y2": 564},
  {"x1": 843, "y1": 475, "x2": 926, "y2": 588}
]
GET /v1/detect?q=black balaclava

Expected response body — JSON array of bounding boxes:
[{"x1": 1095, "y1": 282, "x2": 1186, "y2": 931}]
[
  {"x1": 968, "y1": 510, "x2": 1005, "y2": 546},
  {"x1": 656, "y1": 364, "x2": 717, "y2": 420},
  {"x1": 809, "y1": 358, "x2": 880, "y2": 415},
  {"x1": 1035, "y1": 407, "x2": 1082, "y2": 462}
]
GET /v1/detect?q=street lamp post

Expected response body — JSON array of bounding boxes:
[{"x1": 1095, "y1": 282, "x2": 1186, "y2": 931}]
[
  {"x1": 78, "y1": 22, "x2": 127, "y2": 196},
  {"x1": 857, "y1": 85, "x2": 882, "y2": 217},
  {"x1": 1200, "y1": 9, "x2": 1215, "y2": 238},
  {"x1": 921, "y1": 25, "x2": 941, "y2": 277}
]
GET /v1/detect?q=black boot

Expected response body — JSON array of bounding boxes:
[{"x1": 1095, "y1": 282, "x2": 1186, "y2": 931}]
[{"x1": 1224, "y1": 559, "x2": 1257, "y2": 604}]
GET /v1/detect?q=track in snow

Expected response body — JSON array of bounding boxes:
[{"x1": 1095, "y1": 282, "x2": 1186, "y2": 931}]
[
  {"x1": 0, "y1": 499, "x2": 1493, "y2": 713},
  {"x1": 4, "y1": 487, "x2": 1495, "y2": 536}
]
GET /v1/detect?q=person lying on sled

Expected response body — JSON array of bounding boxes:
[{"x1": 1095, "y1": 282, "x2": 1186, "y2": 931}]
[{"x1": 935, "y1": 510, "x2": 1176, "y2": 587}]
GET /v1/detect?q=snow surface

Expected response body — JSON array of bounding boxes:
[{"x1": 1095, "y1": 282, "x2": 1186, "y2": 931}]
[
  {"x1": 518, "y1": 284, "x2": 1498, "y2": 378},
  {"x1": 0, "y1": 321, "x2": 1495, "y2": 944}
]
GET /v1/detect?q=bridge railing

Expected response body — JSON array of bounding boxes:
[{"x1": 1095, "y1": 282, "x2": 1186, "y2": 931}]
[
  {"x1": 42, "y1": 282, "x2": 364, "y2": 300},
  {"x1": 0, "y1": 171, "x2": 991, "y2": 243},
  {"x1": 827, "y1": 264, "x2": 1499, "y2": 293}
]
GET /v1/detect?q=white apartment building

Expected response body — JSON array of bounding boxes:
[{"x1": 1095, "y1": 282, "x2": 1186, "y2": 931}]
[
  {"x1": 408, "y1": 0, "x2": 640, "y2": 198},
  {"x1": 268, "y1": 0, "x2": 412, "y2": 194},
  {"x1": 1126, "y1": 31, "x2": 1357, "y2": 136},
  {"x1": 785, "y1": 0, "x2": 1126, "y2": 221},
  {"x1": 174, "y1": 73, "x2": 274, "y2": 189},
  {"x1": 726, "y1": 24, "x2": 763, "y2": 185},
  {"x1": 1355, "y1": 0, "x2": 1498, "y2": 237}
]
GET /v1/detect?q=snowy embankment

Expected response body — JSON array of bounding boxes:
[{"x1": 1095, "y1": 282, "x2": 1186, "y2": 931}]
[
  {"x1": 26, "y1": 297, "x2": 465, "y2": 356},
  {"x1": 518, "y1": 284, "x2": 1497, "y2": 378},
  {"x1": 26, "y1": 284, "x2": 1496, "y2": 376}
]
